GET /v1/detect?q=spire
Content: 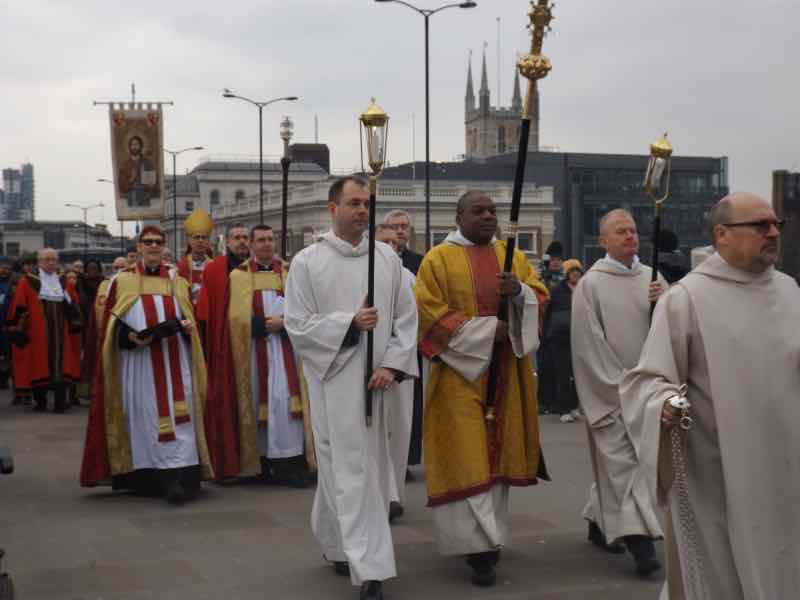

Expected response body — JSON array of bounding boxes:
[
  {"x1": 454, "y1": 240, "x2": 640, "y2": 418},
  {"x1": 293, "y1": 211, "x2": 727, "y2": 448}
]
[
  {"x1": 465, "y1": 50, "x2": 475, "y2": 112},
  {"x1": 479, "y1": 43, "x2": 490, "y2": 113},
  {"x1": 512, "y1": 66, "x2": 522, "y2": 112}
]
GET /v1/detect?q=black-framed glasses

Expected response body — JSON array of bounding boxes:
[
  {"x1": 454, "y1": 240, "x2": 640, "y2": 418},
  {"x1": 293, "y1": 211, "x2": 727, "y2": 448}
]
[
  {"x1": 140, "y1": 238, "x2": 164, "y2": 247},
  {"x1": 721, "y1": 219, "x2": 785, "y2": 235}
]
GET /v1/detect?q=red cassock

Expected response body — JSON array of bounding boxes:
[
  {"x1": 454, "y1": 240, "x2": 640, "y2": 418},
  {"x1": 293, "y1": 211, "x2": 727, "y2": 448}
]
[
  {"x1": 5, "y1": 274, "x2": 82, "y2": 392},
  {"x1": 195, "y1": 256, "x2": 240, "y2": 479}
]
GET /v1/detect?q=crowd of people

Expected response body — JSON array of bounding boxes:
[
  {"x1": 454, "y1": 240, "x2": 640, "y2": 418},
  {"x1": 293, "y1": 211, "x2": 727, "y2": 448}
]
[{"x1": 2, "y1": 180, "x2": 796, "y2": 600}]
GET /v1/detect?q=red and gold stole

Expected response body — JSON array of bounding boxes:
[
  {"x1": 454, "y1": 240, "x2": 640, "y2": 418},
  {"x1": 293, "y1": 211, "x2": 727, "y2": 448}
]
[{"x1": 248, "y1": 259, "x2": 303, "y2": 423}]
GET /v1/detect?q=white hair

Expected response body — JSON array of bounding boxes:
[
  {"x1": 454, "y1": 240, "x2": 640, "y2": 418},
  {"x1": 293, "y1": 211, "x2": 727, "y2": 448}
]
[{"x1": 383, "y1": 209, "x2": 411, "y2": 225}]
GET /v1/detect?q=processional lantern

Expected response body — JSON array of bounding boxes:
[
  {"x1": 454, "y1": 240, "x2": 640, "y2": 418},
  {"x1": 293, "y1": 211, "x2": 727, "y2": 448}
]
[
  {"x1": 644, "y1": 133, "x2": 674, "y2": 318},
  {"x1": 359, "y1": 99, "x2": 390, "y2": 182},
  {"x1": 644, "y1": 133, "x2": 674, "y2": 204},
  {"x1": 358, "y1": 98, "x2": 390, "y2": 427}
]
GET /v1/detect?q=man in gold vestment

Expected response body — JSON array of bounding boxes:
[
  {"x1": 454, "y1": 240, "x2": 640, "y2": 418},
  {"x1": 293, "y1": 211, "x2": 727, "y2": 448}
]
[{"x1": 415, "y1": 191, "x2": 549, "y2": 587}]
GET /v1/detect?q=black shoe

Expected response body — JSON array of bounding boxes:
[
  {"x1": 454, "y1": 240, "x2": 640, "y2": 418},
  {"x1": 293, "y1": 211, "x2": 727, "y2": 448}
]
[
  {"x1": 164, "y1": 480, "x2": 187, "y2": 504},
  {"x1": 466, "y1": 552, "x2": 497, "y2": 587},
  {"x1": 588, "y1": 521, "x2": 626, "y2": 554},
  {"x1": 33, "y1": 401, "x2": 47, "y2": 413},
  {"x1": 624, "y1": 535, "x2": 661, "y2": 576},
  {"x1": 332, "y1": 561, "x2": 350, "y2": 577},
  {"x1": 287, "y1": 470, "x2": 308, "y2": 489},
  {"x1": 388, "y1": 501, "x2": 404, "y2": 523},
  {"x1": 359, "y1": 581, "x2": 383, "y2": 600}
]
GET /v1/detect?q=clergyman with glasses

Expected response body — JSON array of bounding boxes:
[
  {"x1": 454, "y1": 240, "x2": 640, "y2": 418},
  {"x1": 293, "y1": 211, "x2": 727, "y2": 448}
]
[
  {"x1": 621, "y1": 193, "x2": 799, "y2": 599},
  {"x1": 80, "y1": 226, "x2": 214, "y2": 504}
]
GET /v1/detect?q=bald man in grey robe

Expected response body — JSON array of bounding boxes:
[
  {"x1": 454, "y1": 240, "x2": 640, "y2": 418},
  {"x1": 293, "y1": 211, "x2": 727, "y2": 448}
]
[
  {"x1": 621, "y1": 193, "x2": 800, "y2": 599},
  {"x1": 570, "y1": 209, "x2": 665, "y2": 575}
]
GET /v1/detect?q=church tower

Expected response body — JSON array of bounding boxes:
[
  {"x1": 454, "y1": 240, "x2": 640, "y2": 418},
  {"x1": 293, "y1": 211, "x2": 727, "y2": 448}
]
[{"x1": 464, "y1": 48, "x2": 540, "y2": 160}]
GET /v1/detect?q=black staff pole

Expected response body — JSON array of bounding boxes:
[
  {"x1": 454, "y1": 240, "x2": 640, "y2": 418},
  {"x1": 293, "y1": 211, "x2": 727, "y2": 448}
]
[
  {"x1": 484, "y1": 0, "x2": 554, "y2": 422},
  {"x1": 359, "y1": 99, "x2": 390, "y2": 427}
]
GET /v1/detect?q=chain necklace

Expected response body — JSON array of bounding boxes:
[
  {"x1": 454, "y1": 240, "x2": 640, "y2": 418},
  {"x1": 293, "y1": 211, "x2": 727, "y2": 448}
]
[{"x1": 669, "y1": 384, "x2": 707, "y2": 598}]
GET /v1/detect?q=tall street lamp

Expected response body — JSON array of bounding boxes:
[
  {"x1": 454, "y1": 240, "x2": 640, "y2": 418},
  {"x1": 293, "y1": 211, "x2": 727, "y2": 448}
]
[
  {"x1": 164, "y1": 146, "x2": 204, "y2": 258},
  {"x1": 65, "y1": 202, "x2": 105, "y2": 262},
  {"x1": 374, "y1": 0, "x2": 477, "y2": 251},
  {"x1": 279, "y1": 116, "x2": 294, "y2": 260},
  {"x1": 222, "y1": 89, "x2": 299, "y2": 225},
  {"x1": 97, "y1": 177, "x2": 126, "y2": 254}
]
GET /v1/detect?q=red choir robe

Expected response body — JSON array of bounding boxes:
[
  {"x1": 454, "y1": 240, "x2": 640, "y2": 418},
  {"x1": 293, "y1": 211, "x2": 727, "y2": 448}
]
[
  {"x1": 6, "y1": 272, "x2": 82, "y2": 393},
  {"x1": 195, "y1": 255, "x2": 242, "y2": 479},
  {"x1": 81, "y1": 279, "x2": 111, "y2": 390}
]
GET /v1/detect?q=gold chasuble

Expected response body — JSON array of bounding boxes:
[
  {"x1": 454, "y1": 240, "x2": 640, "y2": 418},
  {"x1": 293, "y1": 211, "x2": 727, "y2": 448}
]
[
  {"x1": 227, "y1": 260, "x2": 303, "y2": 476},
  {"x1": 416, "y1": 240, "x2": 549, "y2": 506},
  {"x1": 100, "y1": 271, "x2": 213, "y2": 479}
]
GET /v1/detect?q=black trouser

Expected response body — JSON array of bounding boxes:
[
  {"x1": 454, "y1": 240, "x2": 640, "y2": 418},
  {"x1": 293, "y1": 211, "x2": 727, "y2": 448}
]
[
  {"x1": 537, "y1": 344, "x2": 556, "y2": 411},
  {"x1": 265, "y1": 455, "x2": 306, "y2": 478},
  {"x1": 33, "y1": 383, "x2": 68, "y2": 412},
  {"x1": 551, "y1": 339, "x2": 579, "y2": 416}
]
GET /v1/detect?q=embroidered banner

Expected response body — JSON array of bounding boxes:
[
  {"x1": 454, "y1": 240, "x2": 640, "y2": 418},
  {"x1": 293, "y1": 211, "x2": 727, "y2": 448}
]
[{"x1": 109, "y1": 104, "x2": 165, "y2": 221}]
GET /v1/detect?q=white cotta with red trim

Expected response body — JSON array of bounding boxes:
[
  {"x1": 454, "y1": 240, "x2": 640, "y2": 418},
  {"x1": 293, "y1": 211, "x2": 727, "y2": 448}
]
[
  {"x1": 119, "y1": 293, "x2": 199, "y2": 470},
  {"x1": 250, "y1": 288, "x2": 303, "y2": 459}
]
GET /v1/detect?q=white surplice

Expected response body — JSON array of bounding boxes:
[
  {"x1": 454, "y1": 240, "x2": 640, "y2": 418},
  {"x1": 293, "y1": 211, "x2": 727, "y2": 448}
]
[
  {"x1": 119, "y1": 292, "x2": 199, "y2": 471},
  {"x1": 621, "y1": 253, "x2": 800, "y2": 600},
  {"x1": 251, "y1": 287, "x2": 304, "y2": 459},
  {"x1": 430, "y1": 230, "x2": 540, "y2": 556},
  {"x1": 285, "y1": 232, "x2": 419, "y2": 586},
  {"x1": 570, "y1": 256, "x2": 663, "y2": 543},
  {"x1": 384, "y1": 266, "x2": 416, "y2": 505}
]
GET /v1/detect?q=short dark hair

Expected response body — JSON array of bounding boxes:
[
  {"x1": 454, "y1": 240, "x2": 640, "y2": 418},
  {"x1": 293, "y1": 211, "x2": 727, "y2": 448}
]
[
  {"x1": 328, "y1": 176, "x2": 367, "y2": 205},
  {"x1": 138, "y1": 226, "x2": 165, "y2": 242},
  {"x1": 456, "y1": 190, "x2": 490, "y2": 216},
  {"x1": 250, "y1": 224, "x2": 273, "y2": 240},
  {"x1": 226, "y1": 222, "x2": 248, "y2": 238}
]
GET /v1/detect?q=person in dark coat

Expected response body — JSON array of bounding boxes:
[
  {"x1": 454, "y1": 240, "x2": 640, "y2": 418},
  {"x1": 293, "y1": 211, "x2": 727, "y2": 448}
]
[
  {"x1": 542, "y1": 259, "x2": 584, "y2": 422},
  {"x1": 537, "y1": 241, "x2": 565, "y2": 414}
]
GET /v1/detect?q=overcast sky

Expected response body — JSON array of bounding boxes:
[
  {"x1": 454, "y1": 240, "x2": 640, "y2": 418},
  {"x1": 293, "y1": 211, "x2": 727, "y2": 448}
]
[{"x1": 1, "y1": 0, "x2": 798, "y2": 233}]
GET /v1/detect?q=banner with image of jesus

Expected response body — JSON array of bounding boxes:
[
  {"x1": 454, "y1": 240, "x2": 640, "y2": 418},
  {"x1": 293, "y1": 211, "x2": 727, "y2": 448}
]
[{"x1": 109, "y1": 105, "x2": 165, "y2": 221}]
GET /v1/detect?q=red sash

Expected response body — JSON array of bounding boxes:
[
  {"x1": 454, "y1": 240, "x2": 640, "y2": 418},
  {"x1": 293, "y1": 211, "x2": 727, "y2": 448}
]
[{"x1": 251, "y1": 289, "x2": 270, "y2": 426}]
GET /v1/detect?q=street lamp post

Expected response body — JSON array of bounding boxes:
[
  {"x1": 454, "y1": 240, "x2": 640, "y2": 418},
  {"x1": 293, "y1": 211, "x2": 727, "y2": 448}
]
[
  {"x1": 279, "y1": 116, "x2": 294, "y2": 260},
  {"x1": 97, "y1": 177, "x2": 125, "y2": 254},
  {"x1": 222, "y1": 90, "x2": 299, "y2": 225},
  {"x1": 65, "y1": 202, "x2": 105, "y2": 262},
  {"x1": 164, "y1": 146, "x2": 204, "y2": 259},
  {"x1": 374, "y1": 0, "x2": 477, "y2": 251}
]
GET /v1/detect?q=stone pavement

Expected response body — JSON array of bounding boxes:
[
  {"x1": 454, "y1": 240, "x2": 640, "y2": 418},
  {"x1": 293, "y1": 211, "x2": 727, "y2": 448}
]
[{"x1": 0, "y1": 393, "x2": 663, "y2": 600}]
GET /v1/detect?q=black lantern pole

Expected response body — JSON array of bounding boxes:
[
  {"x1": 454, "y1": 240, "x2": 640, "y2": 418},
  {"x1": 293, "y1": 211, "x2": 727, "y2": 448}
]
[{"x1": 279, "y1": 116, "x2": 294, "y2": 259}]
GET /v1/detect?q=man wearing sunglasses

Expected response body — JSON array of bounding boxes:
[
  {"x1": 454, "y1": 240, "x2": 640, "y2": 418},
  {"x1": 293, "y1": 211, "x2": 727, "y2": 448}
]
[
  {"x1": 81, "y1": 226, "x2": 213, "y2": 504},
  {"x1": 622, "y1": 192, "x2": 799, "y2": 599}
]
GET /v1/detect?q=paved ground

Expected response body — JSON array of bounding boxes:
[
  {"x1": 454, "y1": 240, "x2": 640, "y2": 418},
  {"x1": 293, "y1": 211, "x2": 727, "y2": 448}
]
[{"x1": 0, "y1": 392, "x2": 663, "y2": 600}]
